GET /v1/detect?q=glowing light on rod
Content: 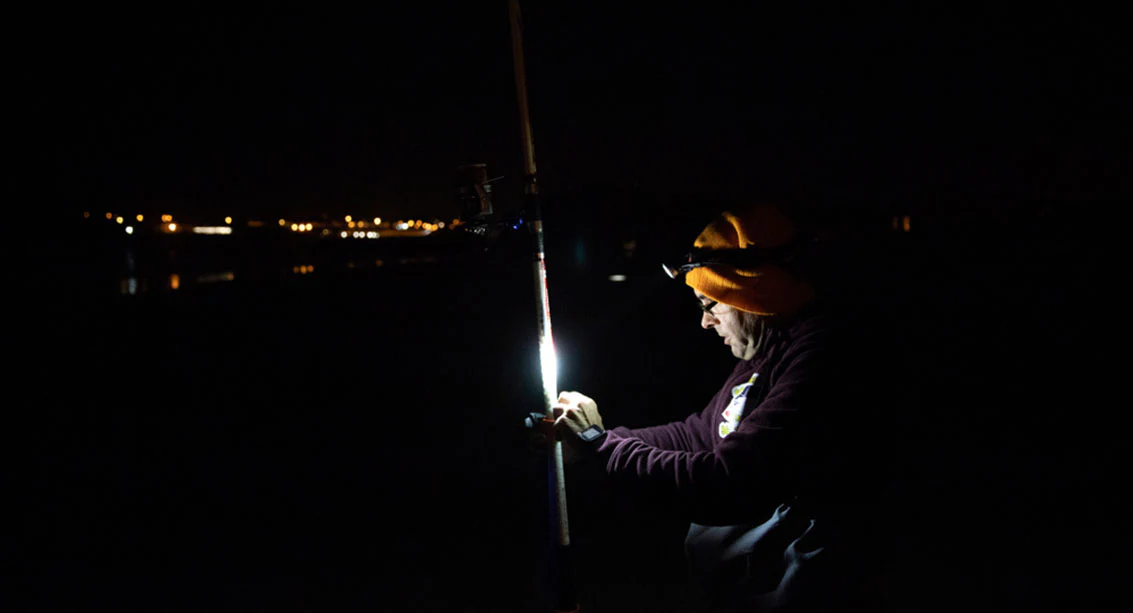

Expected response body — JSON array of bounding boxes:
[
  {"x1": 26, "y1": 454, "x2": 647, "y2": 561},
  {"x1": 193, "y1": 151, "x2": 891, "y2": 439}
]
[{"x1": 539, "y1": 338, "x2": 558, "y2": 410}]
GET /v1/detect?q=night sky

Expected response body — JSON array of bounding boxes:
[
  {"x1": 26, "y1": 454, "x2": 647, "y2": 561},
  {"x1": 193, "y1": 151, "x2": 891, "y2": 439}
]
[{"x1": 36, "y1": 3, "x2": 1130, "y2": 224}]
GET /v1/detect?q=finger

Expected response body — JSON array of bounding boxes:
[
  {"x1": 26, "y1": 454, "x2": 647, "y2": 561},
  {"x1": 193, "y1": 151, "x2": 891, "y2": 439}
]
[{"x1": 555, "y1": 414, "x2": 581, "y2": 432}]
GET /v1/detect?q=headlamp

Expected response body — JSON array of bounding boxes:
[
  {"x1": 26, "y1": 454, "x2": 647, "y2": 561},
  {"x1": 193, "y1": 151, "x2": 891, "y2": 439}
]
[{"x1": 661, "y1": 243, "x2": 800, "y2": 279}]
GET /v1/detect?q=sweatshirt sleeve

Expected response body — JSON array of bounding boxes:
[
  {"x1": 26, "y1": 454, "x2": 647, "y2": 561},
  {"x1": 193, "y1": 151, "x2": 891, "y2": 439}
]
[
  {"x1": 605, "y1": 402, "x2": 718, "y2": 453},
  {"x1": 595, "y1": 334, "x2": 830, "y2": 525}
]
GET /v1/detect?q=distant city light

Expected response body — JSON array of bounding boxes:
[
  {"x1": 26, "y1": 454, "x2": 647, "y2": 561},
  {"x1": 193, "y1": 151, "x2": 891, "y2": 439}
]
[
  {"x1": 169, "y1": 274, "x2": 180, "y2": 290},
  {"x1": 192, "y1": 226, "x2": 233, "y2": 235},
  {"x1": 348, "y1": 221, "x2": 356, "y2": 229},
  {"x1": 86, "y1": 210, "x2": 451, "y2": 241},
  {"x1": 608, "y1": 274, "x2": 627, "y2": 282},
  {"x1": 902, "y1": 216, "x2": 911, "y2": 232}
]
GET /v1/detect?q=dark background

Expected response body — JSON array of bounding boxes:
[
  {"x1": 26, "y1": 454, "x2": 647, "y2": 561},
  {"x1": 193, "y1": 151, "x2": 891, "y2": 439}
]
[{"x1": 19, "y1": 1, "x2": 1128, "y2": 611}]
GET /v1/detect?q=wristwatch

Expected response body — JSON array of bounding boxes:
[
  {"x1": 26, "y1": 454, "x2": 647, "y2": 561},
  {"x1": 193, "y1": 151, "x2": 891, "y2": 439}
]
[{"x1": 577, "y1": 425, "x2": 607, "y2": 443}]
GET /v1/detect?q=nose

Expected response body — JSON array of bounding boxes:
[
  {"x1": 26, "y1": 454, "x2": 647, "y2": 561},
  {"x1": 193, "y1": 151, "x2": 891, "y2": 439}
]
[{"x1": 701, "y1": 310, "x2": 717, "y2": 329}]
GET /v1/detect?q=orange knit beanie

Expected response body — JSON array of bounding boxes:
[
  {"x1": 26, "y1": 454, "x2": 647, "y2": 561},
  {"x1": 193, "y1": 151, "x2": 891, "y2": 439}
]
[{"x1": 685, "y1": 205, "x2": 816, "y2": 316}]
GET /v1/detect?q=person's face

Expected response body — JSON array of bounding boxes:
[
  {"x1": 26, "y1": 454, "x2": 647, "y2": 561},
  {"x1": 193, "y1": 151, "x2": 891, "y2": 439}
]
[{"x1": 696, "y1": 291, "x2": 763, "y2": 360}]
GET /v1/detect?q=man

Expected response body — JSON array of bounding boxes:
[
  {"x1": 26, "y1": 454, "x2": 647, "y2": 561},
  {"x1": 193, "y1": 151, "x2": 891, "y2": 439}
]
[{"x1": 552, "y1": 204, "x2": 894, "y2": 611}]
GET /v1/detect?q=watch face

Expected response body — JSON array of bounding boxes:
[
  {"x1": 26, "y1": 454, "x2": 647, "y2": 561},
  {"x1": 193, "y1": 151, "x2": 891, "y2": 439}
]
[{"x1": 579, "y1": 426, "x2": 604, "y2": 442}]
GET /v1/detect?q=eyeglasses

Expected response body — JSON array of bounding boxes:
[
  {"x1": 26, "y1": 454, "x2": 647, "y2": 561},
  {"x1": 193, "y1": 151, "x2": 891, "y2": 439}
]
[{"x1": 698, "y1": 298, "x2": 719, "y2": 314}]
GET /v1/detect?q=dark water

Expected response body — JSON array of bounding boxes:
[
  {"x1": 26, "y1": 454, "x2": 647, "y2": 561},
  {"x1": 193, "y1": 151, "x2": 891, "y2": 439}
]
[{"x1": 20, "y1": 212, "x2": 1117, "y2": 611}]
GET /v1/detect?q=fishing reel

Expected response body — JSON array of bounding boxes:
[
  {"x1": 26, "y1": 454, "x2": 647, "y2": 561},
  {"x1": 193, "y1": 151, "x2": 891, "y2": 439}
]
[
  {"x1": 455, "y1": 162, "x2": 523, "y2": 241},
  {"x1": 461, "y1": 210, "x2": 528, "y2": 241}
]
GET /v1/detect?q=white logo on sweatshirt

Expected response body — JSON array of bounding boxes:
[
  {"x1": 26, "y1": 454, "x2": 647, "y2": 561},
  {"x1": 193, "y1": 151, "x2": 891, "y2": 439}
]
[{"x1": 719, "y1": 373, "x2": 759, "y2": 438}]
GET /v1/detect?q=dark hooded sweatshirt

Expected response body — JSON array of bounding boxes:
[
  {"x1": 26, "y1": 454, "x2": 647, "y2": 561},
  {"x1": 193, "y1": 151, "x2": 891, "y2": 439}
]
[{"x1": 594, "y1": 305, "x2": 893, "y2": 610}]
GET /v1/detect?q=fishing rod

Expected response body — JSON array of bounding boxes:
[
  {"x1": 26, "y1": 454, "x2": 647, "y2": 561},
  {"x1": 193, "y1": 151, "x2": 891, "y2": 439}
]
[
  {"x1": 508, "y1": 2, "x2": 577, "y2": 611},
  {"x1": 457, "y1": 4, "x2": 577, "y2": 610}
]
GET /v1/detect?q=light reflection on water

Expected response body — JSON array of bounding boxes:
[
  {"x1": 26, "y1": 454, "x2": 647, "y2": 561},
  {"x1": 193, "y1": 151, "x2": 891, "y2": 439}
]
[
  {"x1": 120, "y1": 277, "x2": 142, "y2": 295},
  {"x1": 197, "y1": 271, "x2": 237, "y2": 284},
  {"x1": 111, "y1": 256, "x2": 446, "y2": 296},
  {"x1": 118, "y1": 271, "x2": 235, "y2": 295}
]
